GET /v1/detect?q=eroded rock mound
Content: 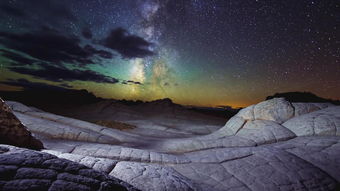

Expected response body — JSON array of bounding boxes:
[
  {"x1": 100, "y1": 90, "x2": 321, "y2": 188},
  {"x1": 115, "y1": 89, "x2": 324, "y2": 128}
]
[
  {"x1": 2, "y1": 98, "x2": 340, "y2": 191},
  {"x1": 283, "y1": 106, "x2": 340, "y2": 136},
  {"x1": 44, "y1": 137, "x2": 340, "y2": 191},
  {"x1": 215, "y1": 98, "x2": 338, "y2": 145},
  {"x1": 0, "y1": 145, "x2": 138, "y2": 191},
  {"x1": 0, "y1": 98, "x2": 43, "y2": 150}
]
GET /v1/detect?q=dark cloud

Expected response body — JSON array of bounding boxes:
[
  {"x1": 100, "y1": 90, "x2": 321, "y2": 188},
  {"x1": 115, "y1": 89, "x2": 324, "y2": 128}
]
[
  {"x1": 0, "y1": 30, "x2": 112, "y2": 65},
  {"x1": 125, "y1": 80, "x2": 142, "y2": 85},
  {"x1": 8, "y1": 65, "x2": 119, "y2": 84},
  {"x1": 84, "y1": 45, "x2": 113, "y2": 59},
  {"x1": 2, "y1": 78, "x2": 71, "y2": 91},
  {"x1": 82, "y1": 28, "x2": 93, "y2": 39},
  {"x1": 101, "y1": 28, "x2": 154, "y2": 58},
  {"x1": 0, "y1": 27, "x2": 153, "y2": 65},
  {"x1": 0, "y1": 49, "x2": 36, "y2": 66}
]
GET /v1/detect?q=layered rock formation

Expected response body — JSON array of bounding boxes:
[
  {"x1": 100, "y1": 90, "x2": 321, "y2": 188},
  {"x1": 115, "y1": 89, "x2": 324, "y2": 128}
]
[
  {"x1": 0, "y1": 98, "x2": 43, "y2": 150},
  {"x1": 0, "y1": 145, "x2": 138, "y2": 191},
  {"x1": 1, "y1": 98, "x2": 340, "y2": 191}
]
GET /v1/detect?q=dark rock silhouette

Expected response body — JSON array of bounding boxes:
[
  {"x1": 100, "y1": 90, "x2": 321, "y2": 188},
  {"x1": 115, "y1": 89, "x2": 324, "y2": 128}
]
[
  {"x1": 0, "y1": 98, "x2": 43, "y2": 150},
  {"x1": 0, "y1": 88, "x2": 102, "y2": 113},
  {"x1": 266, "y1": 92, "x2": 340, "y2": 105},
  {"x1": 0, "y1": 88, "x2": 231, "y2": 119}
]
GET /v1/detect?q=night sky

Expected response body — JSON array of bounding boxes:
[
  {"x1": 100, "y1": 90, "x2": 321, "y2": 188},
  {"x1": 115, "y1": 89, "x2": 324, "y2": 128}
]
[{"x1": 0, "y1": 0, "x2": 339, "y2": 107}]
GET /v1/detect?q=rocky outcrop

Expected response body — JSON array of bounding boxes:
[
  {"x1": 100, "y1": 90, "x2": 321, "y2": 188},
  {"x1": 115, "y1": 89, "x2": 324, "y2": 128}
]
[
  {"x1": 0, "y1": 145, "x2": 138, "y2": 191},
  {"x1": 43, "y1": 137, "x2": 340, "y2": 191},
  {"x1": 266, "y1": 91, "x2": 340, "y2": 105},
  {"x1": 0, "y1": 98, "x2": 43, "y2": 150},
  {"x1": 5, "y1": 101, "x2": 151, "y2": 146},
  {"x1": 6, "y1": 100, "x2": 224, "y2": 140},
  {"x1": 253, "y1": 98, "x2": 294, "y2": 123},
  {"x1": 211, "y1": 98, "x2": 337, "y2": 145},
  {"x1": 157, "y1": 98, "x2": 304, "y2": 152},
  {"x1": 283, "y1": 106, "x2": 340, "y2": 136},
  {"x1": 2, "y1": 98, "x2": 340, "y2": 191},
  {"x1": 111, "y1": 162, "x2": 196, "y2": 191}
]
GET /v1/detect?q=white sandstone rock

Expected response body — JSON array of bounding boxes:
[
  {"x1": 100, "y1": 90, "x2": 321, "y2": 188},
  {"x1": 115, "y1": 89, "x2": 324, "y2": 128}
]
[
  {"x1": 111, "y1": 162, "x2": 197, "y2": 191},
  {"x1": 292, "y1": 102, "x2": 321, "y2": 117},
  {"x1": 2, "y1": 99, "x2": 340, "y2": 191},
  {"x1": 283, "y1": 106, "x2": 340, "y2": 136},
  {"x1": 236, "y1": 120, "x2": 296, "y2": 145},
  {"x1": 236, "y1": 104, "x2": 255, "y2": 120},
  {"x1": 5, "y1": 101, "x2": 37, "y2": 113},
  {"x1": 212, "y1": 116, "x2": 246, "y2": 136},
  {"x1": 254, "y1": 98, "x2": 294, "y2": 124}
]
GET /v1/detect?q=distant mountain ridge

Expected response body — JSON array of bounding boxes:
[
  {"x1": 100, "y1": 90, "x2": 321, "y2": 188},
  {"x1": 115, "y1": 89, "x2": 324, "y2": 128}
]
[
  {"x1": 266, "y1": 92, "x2": 340, "y2": 105},
  {"x1": 0, "y1": 88, "x2": 233, "y2": 119},
  {"x1": 1, "y1": 88, "x2": 338, "y2": 119},
  {"x1": 0, "y1": 88, "x2": 102, "y2": 109}
]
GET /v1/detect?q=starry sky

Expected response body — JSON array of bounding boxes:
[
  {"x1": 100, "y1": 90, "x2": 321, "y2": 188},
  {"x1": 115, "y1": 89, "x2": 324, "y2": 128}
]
[{"x1": 0, "y1": 0, "x2": 339, "y2": 107}]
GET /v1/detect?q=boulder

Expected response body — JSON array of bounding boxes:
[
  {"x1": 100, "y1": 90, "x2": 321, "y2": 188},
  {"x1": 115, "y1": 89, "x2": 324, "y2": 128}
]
[
  {"x1": 292, "y1": 103, "x2": 320, "y2": 117},
  {"x1": 216, "y1": 98, "x2": 337, "y2": 146},
  {"x1": 209, "y1": 116, "x2": 246, "y2": 137},
  {"x1": 0, "y1": 145, "x2": 138, "y2": 191},
  {"x1": 253, "y1": 98, "x2": 294, "y2": 124},
  {"x1": 0, "y1": 98, "x2": 43, "y2": 150},
  {"x1": 236, "y1": 120, "x2": 296, "y2": 145},
  {"x1": 235, "y1": 104, "x2": 255, "y2": 120},
  {"x1": 283, "y1": 106, "x2": 340, "y2": 136}
]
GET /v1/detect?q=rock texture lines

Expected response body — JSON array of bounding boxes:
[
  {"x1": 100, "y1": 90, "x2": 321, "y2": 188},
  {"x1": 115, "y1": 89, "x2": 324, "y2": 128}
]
[
  {"x1": 0, "y1": 145, "x2": 138, "y2": 191},
  {"x1": 0, "y1": 98, "x2": 43, "y2": 150},
  {"x1": 1, "y1": 98, "x2": 339, "y2": 191}
]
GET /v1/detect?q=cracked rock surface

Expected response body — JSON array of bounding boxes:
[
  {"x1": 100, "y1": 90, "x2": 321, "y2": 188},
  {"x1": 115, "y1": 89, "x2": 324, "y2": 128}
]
[
  {"x1": 0, "y1": 145, "x2": 138, "y2": 191},
  {"x1": 2, "y1": 98, "x2": 340, "y2": 191}
]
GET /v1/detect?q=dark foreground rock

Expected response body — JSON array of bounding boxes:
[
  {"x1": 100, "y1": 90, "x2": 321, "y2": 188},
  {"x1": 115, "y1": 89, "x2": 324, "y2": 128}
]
[
  {"x1": 0, "y1": 98, "x2": 43, "y2": 150},
  {"x1": 0, "y1": 145, "x2": 138, "y2": 191}
]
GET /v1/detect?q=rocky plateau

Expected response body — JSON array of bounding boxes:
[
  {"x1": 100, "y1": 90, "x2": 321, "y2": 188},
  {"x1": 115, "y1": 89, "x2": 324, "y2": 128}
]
[{"x1": 0, "y1": 97, "x2": 339, "y2": 191}]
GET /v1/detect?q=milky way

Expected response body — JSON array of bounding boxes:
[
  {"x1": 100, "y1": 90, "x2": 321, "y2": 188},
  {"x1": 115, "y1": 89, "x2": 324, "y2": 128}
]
[{"x1": 0, "y1": 0, "x2": 339, "y2": 107}]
